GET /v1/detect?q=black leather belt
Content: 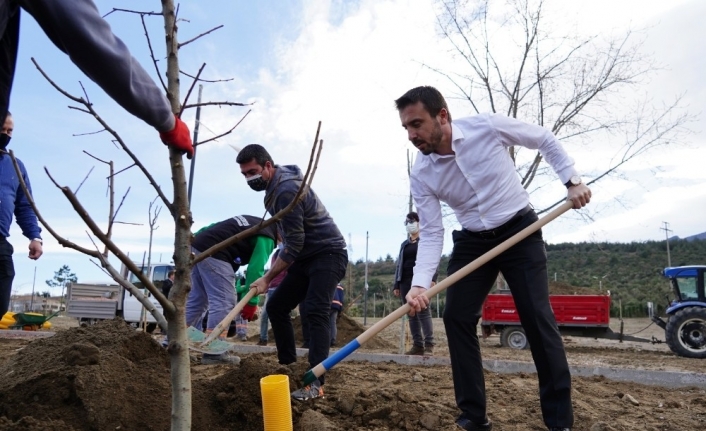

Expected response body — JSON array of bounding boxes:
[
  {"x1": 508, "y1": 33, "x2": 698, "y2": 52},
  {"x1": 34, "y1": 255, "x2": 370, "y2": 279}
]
[{"x1": 462, "y1": 205, "x2": 532, "y2": 239}]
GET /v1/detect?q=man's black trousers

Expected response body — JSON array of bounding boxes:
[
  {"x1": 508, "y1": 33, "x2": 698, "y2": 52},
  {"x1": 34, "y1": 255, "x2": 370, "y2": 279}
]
[{"x1": 444, "y1": 210, "x2": 573, "y2": 429}]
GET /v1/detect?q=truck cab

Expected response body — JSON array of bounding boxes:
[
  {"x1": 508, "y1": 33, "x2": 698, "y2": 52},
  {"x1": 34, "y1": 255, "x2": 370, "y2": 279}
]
[
  {"x1": 121, "y1": 263, "x2": 174, "y2": 326},
  {"x1": 67, "y1": 262, "x2": 174, "y2": 331}
]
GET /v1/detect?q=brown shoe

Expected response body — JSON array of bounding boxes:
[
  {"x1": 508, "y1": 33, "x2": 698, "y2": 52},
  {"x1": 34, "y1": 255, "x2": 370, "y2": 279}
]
[
  {"x1": 405, "y1": 345, "x2": 424, "y2": 356},
  {"x1": 424, "y1": 344, "x2": 434, "y2": 356}
]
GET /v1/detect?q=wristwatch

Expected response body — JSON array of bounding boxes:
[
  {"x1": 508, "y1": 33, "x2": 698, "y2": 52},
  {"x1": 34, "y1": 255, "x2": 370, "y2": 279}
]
[
  {"x1": 32, "y1": 238, "x2": 43, "y2": 245},
  {"x1": 564, "y1": 175, "x2": 582, "y2": 189}
]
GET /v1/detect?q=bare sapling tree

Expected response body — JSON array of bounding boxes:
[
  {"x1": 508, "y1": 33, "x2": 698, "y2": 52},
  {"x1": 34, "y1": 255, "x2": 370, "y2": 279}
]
[
  {"x1": 431, "y1": 0, "x2": 693, "y2": 214},
  {"x1": 11, "y1": 2, "x2": 326, "y2": 429}
]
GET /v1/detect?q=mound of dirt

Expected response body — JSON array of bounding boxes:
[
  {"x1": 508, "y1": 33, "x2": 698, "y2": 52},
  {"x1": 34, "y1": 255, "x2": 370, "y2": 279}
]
[
  {"x1": 0, "y1": 319, "x2": 173, "y2": 431},
  {"x1": 548, "y1": 281, "x2": 600, "y2": 295},
  {"x1": 261, "y1": 313, "x2": 396, "y2": 350}
]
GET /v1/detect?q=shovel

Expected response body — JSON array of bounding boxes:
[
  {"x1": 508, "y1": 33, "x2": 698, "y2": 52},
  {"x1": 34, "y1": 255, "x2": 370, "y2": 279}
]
[
  {"x1": 302, "y1": 201, "x2": 574, "y2": 386},
  {"x1": 186, "y1": 288, "x2": 258, "y2": 354}
]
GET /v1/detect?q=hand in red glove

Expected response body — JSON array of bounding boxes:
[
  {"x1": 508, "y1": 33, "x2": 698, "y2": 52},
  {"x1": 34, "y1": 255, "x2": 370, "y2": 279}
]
[
  {"x1": 241, "y1": 304, "x2": 258, "y2": 321},
  {"x1": 159, "y1": 115, "x2": 194, "y2": 159}
]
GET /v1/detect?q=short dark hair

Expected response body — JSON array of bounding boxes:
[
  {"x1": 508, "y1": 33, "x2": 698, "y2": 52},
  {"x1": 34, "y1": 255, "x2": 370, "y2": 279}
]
[
  {"x1": 168, "y1": 270, "x2": 175, "y2": 277},
  {"x1": 236, "y1": 144, "x2": 274, "y2": 167},
  {"x1": 405, "y1": 211, "x2": 419, "y2": 223},
  {"x1": 394, "y1": 86, "x2": 451, "y2": 122}
]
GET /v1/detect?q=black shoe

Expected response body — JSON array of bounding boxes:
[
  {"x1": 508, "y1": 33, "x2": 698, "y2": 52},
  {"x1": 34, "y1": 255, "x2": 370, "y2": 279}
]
[
  {"x1": 456, "y1": 417, "x2": 492, "y2": 430},
  {"x1": 548, "y1": 428, "x2": 571, "y2": 431}
]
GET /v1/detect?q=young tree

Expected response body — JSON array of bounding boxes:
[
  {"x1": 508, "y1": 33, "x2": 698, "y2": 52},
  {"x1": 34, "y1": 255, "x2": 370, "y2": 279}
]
[
  {"x1": 45, "y1": 264, "x2": 77, "y2": 308},
  {"x1": 431, "y1": 0, "x2": 692, "y2": 214}
]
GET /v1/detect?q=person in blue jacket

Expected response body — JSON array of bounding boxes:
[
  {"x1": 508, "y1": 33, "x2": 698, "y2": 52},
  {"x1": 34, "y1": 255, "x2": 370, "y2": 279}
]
[{"x1": 0, "y1": 112, "x2": 42, "y2": 318}]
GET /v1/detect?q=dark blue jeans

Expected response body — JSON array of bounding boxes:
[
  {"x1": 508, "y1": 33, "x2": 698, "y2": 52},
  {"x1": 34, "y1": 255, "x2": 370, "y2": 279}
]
[
  {"x1": 0, "y1": 237, "x2": 15, "y2": 316},
  {"x1": 266, "y1": 249, "x2": 347, "y2": 385},
  {"x1": 444, "y1": 210, "x2": 573, "y2": 429}
]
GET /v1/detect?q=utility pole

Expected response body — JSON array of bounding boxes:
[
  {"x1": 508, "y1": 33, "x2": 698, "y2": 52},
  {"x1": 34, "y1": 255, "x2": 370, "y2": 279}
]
[
  {"x1": 660, "y1": 221, "x2": 673, "y2": 267},
  {"x1": 187, "y1": 85, "x2": 203, "y2": 205},
  {"x1": 363, "y1": 231, "x2": 369, "y2": 326}
]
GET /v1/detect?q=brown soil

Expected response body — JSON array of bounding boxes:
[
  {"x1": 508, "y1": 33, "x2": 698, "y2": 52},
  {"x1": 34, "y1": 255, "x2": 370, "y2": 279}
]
[{"x1": 0, "y1": 317, "x2": 705, "y2": 431}]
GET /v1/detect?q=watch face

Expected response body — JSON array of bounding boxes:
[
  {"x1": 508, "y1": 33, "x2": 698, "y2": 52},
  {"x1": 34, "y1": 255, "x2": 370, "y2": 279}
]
[{"x1": 571, "y1": 175, "x2": 581, "y2": 185}]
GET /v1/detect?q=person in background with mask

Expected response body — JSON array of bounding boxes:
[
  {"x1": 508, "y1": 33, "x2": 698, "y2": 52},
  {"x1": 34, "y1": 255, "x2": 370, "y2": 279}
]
[
  {"x1": 393, "y1": 211, "x2": 437, "y2": 356},
  {"x1": 0, "y1": 112, "x2": 42, "y2": 319},
  {"x1": 0, "y1": 0, "x2": 194, "y2": 158},
  {"x1": 236, "y1": 144, "x2": 347, "y2": 401}
]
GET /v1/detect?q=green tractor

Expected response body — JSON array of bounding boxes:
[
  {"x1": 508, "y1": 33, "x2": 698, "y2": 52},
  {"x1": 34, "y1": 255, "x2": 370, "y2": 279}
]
[{"x1": 652, "y1": 266, "x2": 706, "y2": 358}]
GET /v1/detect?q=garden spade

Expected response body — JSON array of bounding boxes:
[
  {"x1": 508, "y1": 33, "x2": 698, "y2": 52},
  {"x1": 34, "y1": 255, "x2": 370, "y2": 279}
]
[
  {"x1": 302, "y1": 201, "x2": 574, "y2": 386},
  {"x1": 185, "y1": 288, "x2": 258, "y2": 354}
]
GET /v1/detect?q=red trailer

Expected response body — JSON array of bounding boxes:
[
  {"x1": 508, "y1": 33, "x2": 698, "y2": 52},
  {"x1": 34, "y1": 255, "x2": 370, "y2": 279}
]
[{"x1": 481, "y1": 292, "x2": 653, "y2": 349}]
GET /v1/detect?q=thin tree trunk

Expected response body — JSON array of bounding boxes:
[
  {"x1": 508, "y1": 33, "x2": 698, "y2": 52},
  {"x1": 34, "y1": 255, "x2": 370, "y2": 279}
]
[{"x1": 161, "y1": 1, "x2": 193, "y2": 429}]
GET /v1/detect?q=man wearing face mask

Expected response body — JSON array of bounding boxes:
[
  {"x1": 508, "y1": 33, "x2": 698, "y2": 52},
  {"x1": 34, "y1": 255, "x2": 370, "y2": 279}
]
[
  {"x1": 0, "y1": 112, "x2": 43, "y2": 318},
  {"x1": 236, "y1": 144, "x2": 347, "y2": 401},
  {"x1": 393, "y1": 211, "x2": 437, "y2": 356}
]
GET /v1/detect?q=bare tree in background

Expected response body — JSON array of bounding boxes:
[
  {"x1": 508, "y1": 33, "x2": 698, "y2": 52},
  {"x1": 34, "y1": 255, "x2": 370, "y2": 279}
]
[{"x1": 430, "y1": 0, "x2": 692, "y2": 214}]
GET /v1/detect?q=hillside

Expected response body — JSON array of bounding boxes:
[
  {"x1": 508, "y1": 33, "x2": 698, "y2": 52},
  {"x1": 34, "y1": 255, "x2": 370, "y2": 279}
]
[{"x1": 342, "y1": 238, "x2": 706, "y2": 318}]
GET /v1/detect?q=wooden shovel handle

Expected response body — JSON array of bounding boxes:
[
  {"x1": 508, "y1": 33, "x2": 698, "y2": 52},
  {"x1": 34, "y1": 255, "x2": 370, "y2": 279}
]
[{"x1": 201, "y1": 288, "x2": 257, "y2": 346}]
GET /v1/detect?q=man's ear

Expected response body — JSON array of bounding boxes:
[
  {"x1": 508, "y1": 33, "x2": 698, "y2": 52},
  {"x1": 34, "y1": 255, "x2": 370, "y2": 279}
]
[{"x1": 437, "y1": 108, "x2": 449, "y2": 125}]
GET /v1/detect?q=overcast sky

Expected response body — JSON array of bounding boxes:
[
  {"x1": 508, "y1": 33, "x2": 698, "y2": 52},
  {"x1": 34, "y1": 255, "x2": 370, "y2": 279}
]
[{"x1": 8, "y1": 0, "x2": 705, "y2": 295}]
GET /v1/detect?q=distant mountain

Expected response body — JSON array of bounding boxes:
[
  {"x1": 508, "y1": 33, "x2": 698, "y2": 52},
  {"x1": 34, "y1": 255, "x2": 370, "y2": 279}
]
[
  {"x1": 670, "y1": 232, "x2": 706, "y2": 242},
  {"x1": 684, "y1": 232, "x2": 706, "y2": 242}
]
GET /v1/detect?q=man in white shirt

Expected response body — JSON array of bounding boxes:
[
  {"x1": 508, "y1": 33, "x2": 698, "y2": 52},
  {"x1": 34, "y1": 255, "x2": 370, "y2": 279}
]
[{"x1": 395, "y1": 86, "x2": 591, "y2": 431}]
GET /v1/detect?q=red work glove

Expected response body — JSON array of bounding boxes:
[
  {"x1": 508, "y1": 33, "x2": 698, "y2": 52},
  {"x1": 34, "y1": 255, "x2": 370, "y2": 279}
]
[
  {"x1": 241, "y1": 304, "x2": 258, "y2": 321},
  {"x1": 159, "y1": 115, "x2": 194, "y2": 159}
]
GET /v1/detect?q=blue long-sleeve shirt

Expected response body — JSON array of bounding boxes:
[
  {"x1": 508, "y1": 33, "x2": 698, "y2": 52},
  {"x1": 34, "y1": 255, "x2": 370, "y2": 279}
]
[{"x1": 0, "y1": 155, "x2": 41, "y2": 239}]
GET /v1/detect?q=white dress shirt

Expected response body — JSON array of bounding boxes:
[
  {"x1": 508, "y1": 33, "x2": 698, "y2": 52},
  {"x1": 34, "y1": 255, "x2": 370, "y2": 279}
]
[{"x1": 410, "y1": 113, "x2": 578, "y2": 289}]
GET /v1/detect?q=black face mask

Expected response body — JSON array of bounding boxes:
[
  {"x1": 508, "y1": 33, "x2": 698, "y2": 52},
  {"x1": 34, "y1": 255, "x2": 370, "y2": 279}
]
[
  {"x1": 0, "y1": 133, "x2": 10, "y2": 151},
  {"x1": 246, "y1": 174, "x2": 268, "y2": 192}
]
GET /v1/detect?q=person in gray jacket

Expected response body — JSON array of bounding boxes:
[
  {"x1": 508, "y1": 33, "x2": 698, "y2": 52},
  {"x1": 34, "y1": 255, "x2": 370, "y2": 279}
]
[
  {"x1": 0, "y1": 0, "x2": 193, "y2": 158},
  {"x1": 237, "y1": 144, "x2": 347, "y2": 402}
]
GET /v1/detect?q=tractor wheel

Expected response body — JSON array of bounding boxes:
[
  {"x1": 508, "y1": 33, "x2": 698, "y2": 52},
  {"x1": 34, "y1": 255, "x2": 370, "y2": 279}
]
[
  {"x1": 500, "y1": 326, "x2": 529, "y2": 350},
  {"x1": 665, "y1": 307, "x2": 706, "y2": 358}
]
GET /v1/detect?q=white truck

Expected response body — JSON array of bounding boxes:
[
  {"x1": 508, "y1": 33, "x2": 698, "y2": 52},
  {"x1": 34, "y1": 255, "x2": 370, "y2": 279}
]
[{"x1": 66, "y1": 262, "x2": 174, "y2": 332}]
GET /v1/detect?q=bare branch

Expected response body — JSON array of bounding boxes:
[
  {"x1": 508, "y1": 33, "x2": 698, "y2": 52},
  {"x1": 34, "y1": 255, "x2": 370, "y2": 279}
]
[
  {"x1": 178, "y1": 24, "x2": 224, "y2": 48},
  {"x1": 31, "y1": 58, "x2": 174, "y2": 216},
  {"x1": 111, "y1": 163, "x2": 137, "y2": 178},
  {"x1": 179, "y1": 69, "x2": 234, "y2": 83},
  {"x1": 179, "y1": 63, "x2": 206, "y2": 118},
  {"x1": 103, "y1": 8, "x2": 162, "y2": 18},
  {"x1": 72, "y1": 129, "x2": 106, "y2": 137},
  {"x1": 113, "y1": 186, "x2": 131, "y2": 223},
  {"x1": 193, "y1": 109, "x2": 252, "y2": 147},
  {"x1": 140, "y1": 14, "x2": 168, "y2": 93},
  {"x1": 182, "y1": 101, "x2": 251, "y2": 110},
  {"x1": 74, "y1": 166, "x2": 95, "y2": 195},
  {"x1": 83, "y1": 151, "x2": 110, "y2": 165}
]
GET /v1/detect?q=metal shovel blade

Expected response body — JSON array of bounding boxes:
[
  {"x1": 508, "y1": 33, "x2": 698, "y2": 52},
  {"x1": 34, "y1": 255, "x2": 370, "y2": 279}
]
[{"x1": 186, "y1": 326, "x2": 234, "y2": 355}]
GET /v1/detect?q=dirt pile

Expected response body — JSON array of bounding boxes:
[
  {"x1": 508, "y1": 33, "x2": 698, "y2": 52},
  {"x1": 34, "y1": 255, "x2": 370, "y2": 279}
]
[
  {"x1": 261, "y1": 313, "x2": 396, "y2": 350},
  {"x1": 0, "y1": 319, "x2": 172, "y2": 431}
]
